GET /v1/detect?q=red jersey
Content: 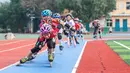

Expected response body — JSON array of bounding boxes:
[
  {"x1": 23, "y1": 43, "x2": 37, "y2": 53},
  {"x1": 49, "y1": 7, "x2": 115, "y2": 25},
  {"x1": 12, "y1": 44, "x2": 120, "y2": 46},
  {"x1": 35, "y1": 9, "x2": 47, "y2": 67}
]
[
  {"x1": 75, "y1": 23, "x2": 80, "y2": 30},
  {"x1": 51, "y1": 19, "x2": 59, "y2": 28},
  {"x1": 39, "y1": 29, "x2": 57, "y2": 41},
  {"x1": 51, "y1": 19, "x2": 59, "y2": 33}
]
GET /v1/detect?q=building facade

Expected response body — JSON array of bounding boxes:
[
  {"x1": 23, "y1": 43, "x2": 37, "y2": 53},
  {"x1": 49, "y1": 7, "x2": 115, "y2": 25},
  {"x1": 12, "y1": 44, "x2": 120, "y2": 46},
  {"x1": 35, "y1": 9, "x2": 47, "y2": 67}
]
[{"x1": 111, "y1": 0, "x2": 130, "y2": 31}]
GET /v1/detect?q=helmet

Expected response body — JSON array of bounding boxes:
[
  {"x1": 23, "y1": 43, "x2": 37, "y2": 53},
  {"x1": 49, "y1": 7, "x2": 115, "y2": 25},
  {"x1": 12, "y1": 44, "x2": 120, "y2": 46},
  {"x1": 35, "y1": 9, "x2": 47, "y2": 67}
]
[
  {"x1": 52, "y1": 13, "x2": 61, "y2": 18},
  {"x1": 66, "y1": 13, "x2": 74, "y2": 18},
  {"x1": 93, "y1": 20, "x2": 99, "y2": 23},
  {"x1": 41, "y1": 9, "x2": 52, "y2": 17},
  {"x1": 40, "y1": 24, "x2": 52, "y2": 34},
  {"x1": 74, "y1": 18, "x2": 79, "y2": 21}
]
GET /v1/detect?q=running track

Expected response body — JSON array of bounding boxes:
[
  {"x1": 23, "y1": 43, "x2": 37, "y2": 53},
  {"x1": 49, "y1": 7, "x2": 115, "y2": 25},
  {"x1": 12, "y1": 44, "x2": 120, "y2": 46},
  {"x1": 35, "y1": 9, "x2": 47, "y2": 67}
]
[{"x1": 0, "y1": 39, "x2": 130, "y2": 73}]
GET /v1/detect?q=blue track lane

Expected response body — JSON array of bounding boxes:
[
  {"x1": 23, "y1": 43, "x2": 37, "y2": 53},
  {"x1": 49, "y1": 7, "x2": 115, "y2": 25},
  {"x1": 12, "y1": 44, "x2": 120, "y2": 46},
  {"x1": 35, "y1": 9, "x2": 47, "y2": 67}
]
[{"x1": 0, "y1": 40, "x2": 86, "y2": 73}]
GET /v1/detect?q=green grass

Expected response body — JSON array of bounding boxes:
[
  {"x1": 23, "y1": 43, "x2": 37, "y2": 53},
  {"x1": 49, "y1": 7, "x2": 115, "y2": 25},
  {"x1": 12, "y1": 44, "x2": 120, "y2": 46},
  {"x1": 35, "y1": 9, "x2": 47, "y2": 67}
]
[
  {"x1": 117, "y1": 40, "x2": 130, "y2": 48},
  {"x1": 106, "y1": 40, "x2": 130, "y2": 65},
  {"x1": 107, "y1": 41, "x2": 117, "y2": 46}
]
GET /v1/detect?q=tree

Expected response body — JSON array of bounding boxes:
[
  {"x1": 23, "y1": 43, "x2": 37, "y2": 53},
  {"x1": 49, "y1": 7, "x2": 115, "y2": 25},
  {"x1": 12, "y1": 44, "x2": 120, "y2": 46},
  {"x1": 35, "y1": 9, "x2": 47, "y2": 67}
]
[
  {"x1": 0, "y1": 0, "x2": 59, "y2": 32},
  {"x1": 0, "y1": 2, "x2": 10, "y2": 29},
  {"x1": 0, "y1": 0, "x2": 116, "y2": 32},
  {"x1": 80, "y1": 0, "x2": 108, "y2": 21},
  {"x1": 21, "y1": 0, "x2": 57, "y2": 16},
  {"x1": 8, "y1": 0, "x2": 28, "y2": 32},
  {"x1": 56, "y1": 0, "x2": 116, "y2": 22},
  {"x1": 0, "y1": 0, "x2": 28, "y2": 32},
  {"x1": 105, "y1": 0, "x2": 116, "y2": 15}
]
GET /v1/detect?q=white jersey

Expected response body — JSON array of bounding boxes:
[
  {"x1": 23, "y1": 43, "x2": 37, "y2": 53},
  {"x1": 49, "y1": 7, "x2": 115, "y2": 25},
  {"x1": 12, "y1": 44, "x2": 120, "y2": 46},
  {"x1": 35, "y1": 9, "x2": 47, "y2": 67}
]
[{"x1": 65, "y1": 19, "x2": 75, "y2": 27}]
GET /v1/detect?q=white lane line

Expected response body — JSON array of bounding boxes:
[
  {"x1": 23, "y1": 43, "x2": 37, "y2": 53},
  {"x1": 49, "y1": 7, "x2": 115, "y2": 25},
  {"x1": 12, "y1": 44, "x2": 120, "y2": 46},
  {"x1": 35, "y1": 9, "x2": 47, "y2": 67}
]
[
  {"x1": 0, "y1": 49, "x2": 47, "y2": 71},
  {"x1": 0, "y1": 43, "x2": 35, "y2": 53},
  {"x1": 0, "y1": 40, "x2": 27, "y2": 46},
  {"x1": 71, "y1": 41, "x2": 87, "y2": 73},
  {"x1": 113, "y1": 41, "x2": 130, "y2": 50}
]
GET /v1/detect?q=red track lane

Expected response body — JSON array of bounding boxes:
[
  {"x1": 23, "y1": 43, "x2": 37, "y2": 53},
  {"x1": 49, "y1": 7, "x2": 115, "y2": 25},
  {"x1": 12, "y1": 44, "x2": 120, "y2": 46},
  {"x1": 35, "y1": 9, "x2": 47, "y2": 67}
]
[
  {"x1": 0, "y1": 40, "x2": 48, "y2": 69},
  {"x1": 0, "y1": 39, "x2": 37, "y2": 45},
  {"x1": 0, "y1": 40, "x2": 37, "y2": 69},
  {"x1": 0, "y1": 39, "x2": 65, "y2": 69},
  {"x1": 0, "y1": 39, "x2": 25, "y2": 44},
  {"x1": 0, "y1": 39, "x2": 36, "y2": 51},
  {"x1": 76, "y1": 40, "x2": 130, "y2": 73}
]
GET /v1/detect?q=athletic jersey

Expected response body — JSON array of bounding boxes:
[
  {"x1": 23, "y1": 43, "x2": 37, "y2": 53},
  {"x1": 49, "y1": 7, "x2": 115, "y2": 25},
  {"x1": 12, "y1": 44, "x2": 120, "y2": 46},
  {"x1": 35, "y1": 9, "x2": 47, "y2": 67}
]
[
  {"x1": 52, "y1": 19, "x2": 64, "y2": 33},
  {"x1": 75, "y1": 23, "x2": 80, "y2": 31},
  {"x1": 51, "y1": 19, "x2": 60, "y2": 33},
  {"x1": 65, "y1": 19, "x2": 75, "y2": 27},
  {"x1": 39, "y1": 29, "x2": 57, "y2": 42},
  {"x1": 52, "y1": 19, "x2": 59, "y2": 25}
]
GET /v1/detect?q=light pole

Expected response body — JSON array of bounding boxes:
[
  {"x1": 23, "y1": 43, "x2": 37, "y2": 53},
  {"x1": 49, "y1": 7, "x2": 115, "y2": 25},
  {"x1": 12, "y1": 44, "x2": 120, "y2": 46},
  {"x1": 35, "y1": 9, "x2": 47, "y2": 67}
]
[
  {"x1": 30, "y1": 16, "x2": 35, "y2": 33},
  {"x1": 26, "y1": 13, "x2": 35, "y2": 33}
]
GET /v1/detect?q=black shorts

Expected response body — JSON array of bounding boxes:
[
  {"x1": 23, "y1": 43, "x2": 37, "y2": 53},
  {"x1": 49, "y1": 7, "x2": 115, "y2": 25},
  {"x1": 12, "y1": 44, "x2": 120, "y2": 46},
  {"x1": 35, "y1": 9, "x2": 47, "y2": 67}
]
[
  {"x1": 64, "y1": 30, "x2": 69, "y2": 36},
  {"x1": 46, "y1": 38, "x2": 56, "y2": 49}
]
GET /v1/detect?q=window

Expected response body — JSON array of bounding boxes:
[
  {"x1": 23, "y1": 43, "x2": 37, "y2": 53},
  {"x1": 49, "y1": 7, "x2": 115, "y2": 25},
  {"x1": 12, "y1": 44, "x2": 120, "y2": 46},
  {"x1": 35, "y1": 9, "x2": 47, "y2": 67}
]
[
  {"x1": 126, "y1": 2, "x2": 130, "y2": 10},
  {"x1": 107, "y1": 18, "x2": 112, "y2": 26}
]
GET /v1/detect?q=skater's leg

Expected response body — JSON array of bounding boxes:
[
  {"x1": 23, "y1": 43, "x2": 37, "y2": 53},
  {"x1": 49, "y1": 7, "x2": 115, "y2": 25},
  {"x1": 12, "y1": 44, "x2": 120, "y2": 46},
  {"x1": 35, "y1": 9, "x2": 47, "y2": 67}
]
[
  {"x1": 72, "y1": 36, "x2": 76, "y2": 47},
  {"x1": 58, "y1": 33, "x2": 64, "y2": 51},
  {"x1": 47, "y1": 38, "x2": 56, "y2": 62},
  {"x1": 47, "y1": 38, "x2": 56, "y2": 67},
  {"x1": 16, "y1": 38, "x2": 45, "y2": 66}
]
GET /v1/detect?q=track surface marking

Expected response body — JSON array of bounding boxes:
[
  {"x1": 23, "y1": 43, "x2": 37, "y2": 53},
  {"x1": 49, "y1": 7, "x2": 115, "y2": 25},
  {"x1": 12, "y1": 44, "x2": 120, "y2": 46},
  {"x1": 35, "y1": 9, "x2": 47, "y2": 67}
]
[
  {"x1": 76, "y1": 40, "x2": 130, "y2": 73},
  {"x1": 0, "y1": 40, "x2": 86, "y2": 73}
]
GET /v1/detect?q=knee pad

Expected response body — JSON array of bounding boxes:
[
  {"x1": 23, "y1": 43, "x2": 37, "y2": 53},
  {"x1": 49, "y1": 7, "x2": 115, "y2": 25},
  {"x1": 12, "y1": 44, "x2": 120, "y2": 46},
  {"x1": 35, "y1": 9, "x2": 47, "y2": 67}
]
[
  {"x1": 31, "y1": 47, "x2": 41, "y2": 54},
  {"x1": 58, "y1": 33, "x2": 62, "y2": 40}
]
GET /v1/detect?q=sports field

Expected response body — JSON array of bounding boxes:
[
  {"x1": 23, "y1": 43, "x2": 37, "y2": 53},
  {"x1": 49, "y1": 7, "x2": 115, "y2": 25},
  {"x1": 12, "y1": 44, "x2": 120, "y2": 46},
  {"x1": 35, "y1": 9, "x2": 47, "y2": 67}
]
[
  {"x1": 0, "y1": 33, "x2": 130, "y2": 73},
  {"x1": 106, "y1": 40, "x2": 130, "y2": 65}
]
